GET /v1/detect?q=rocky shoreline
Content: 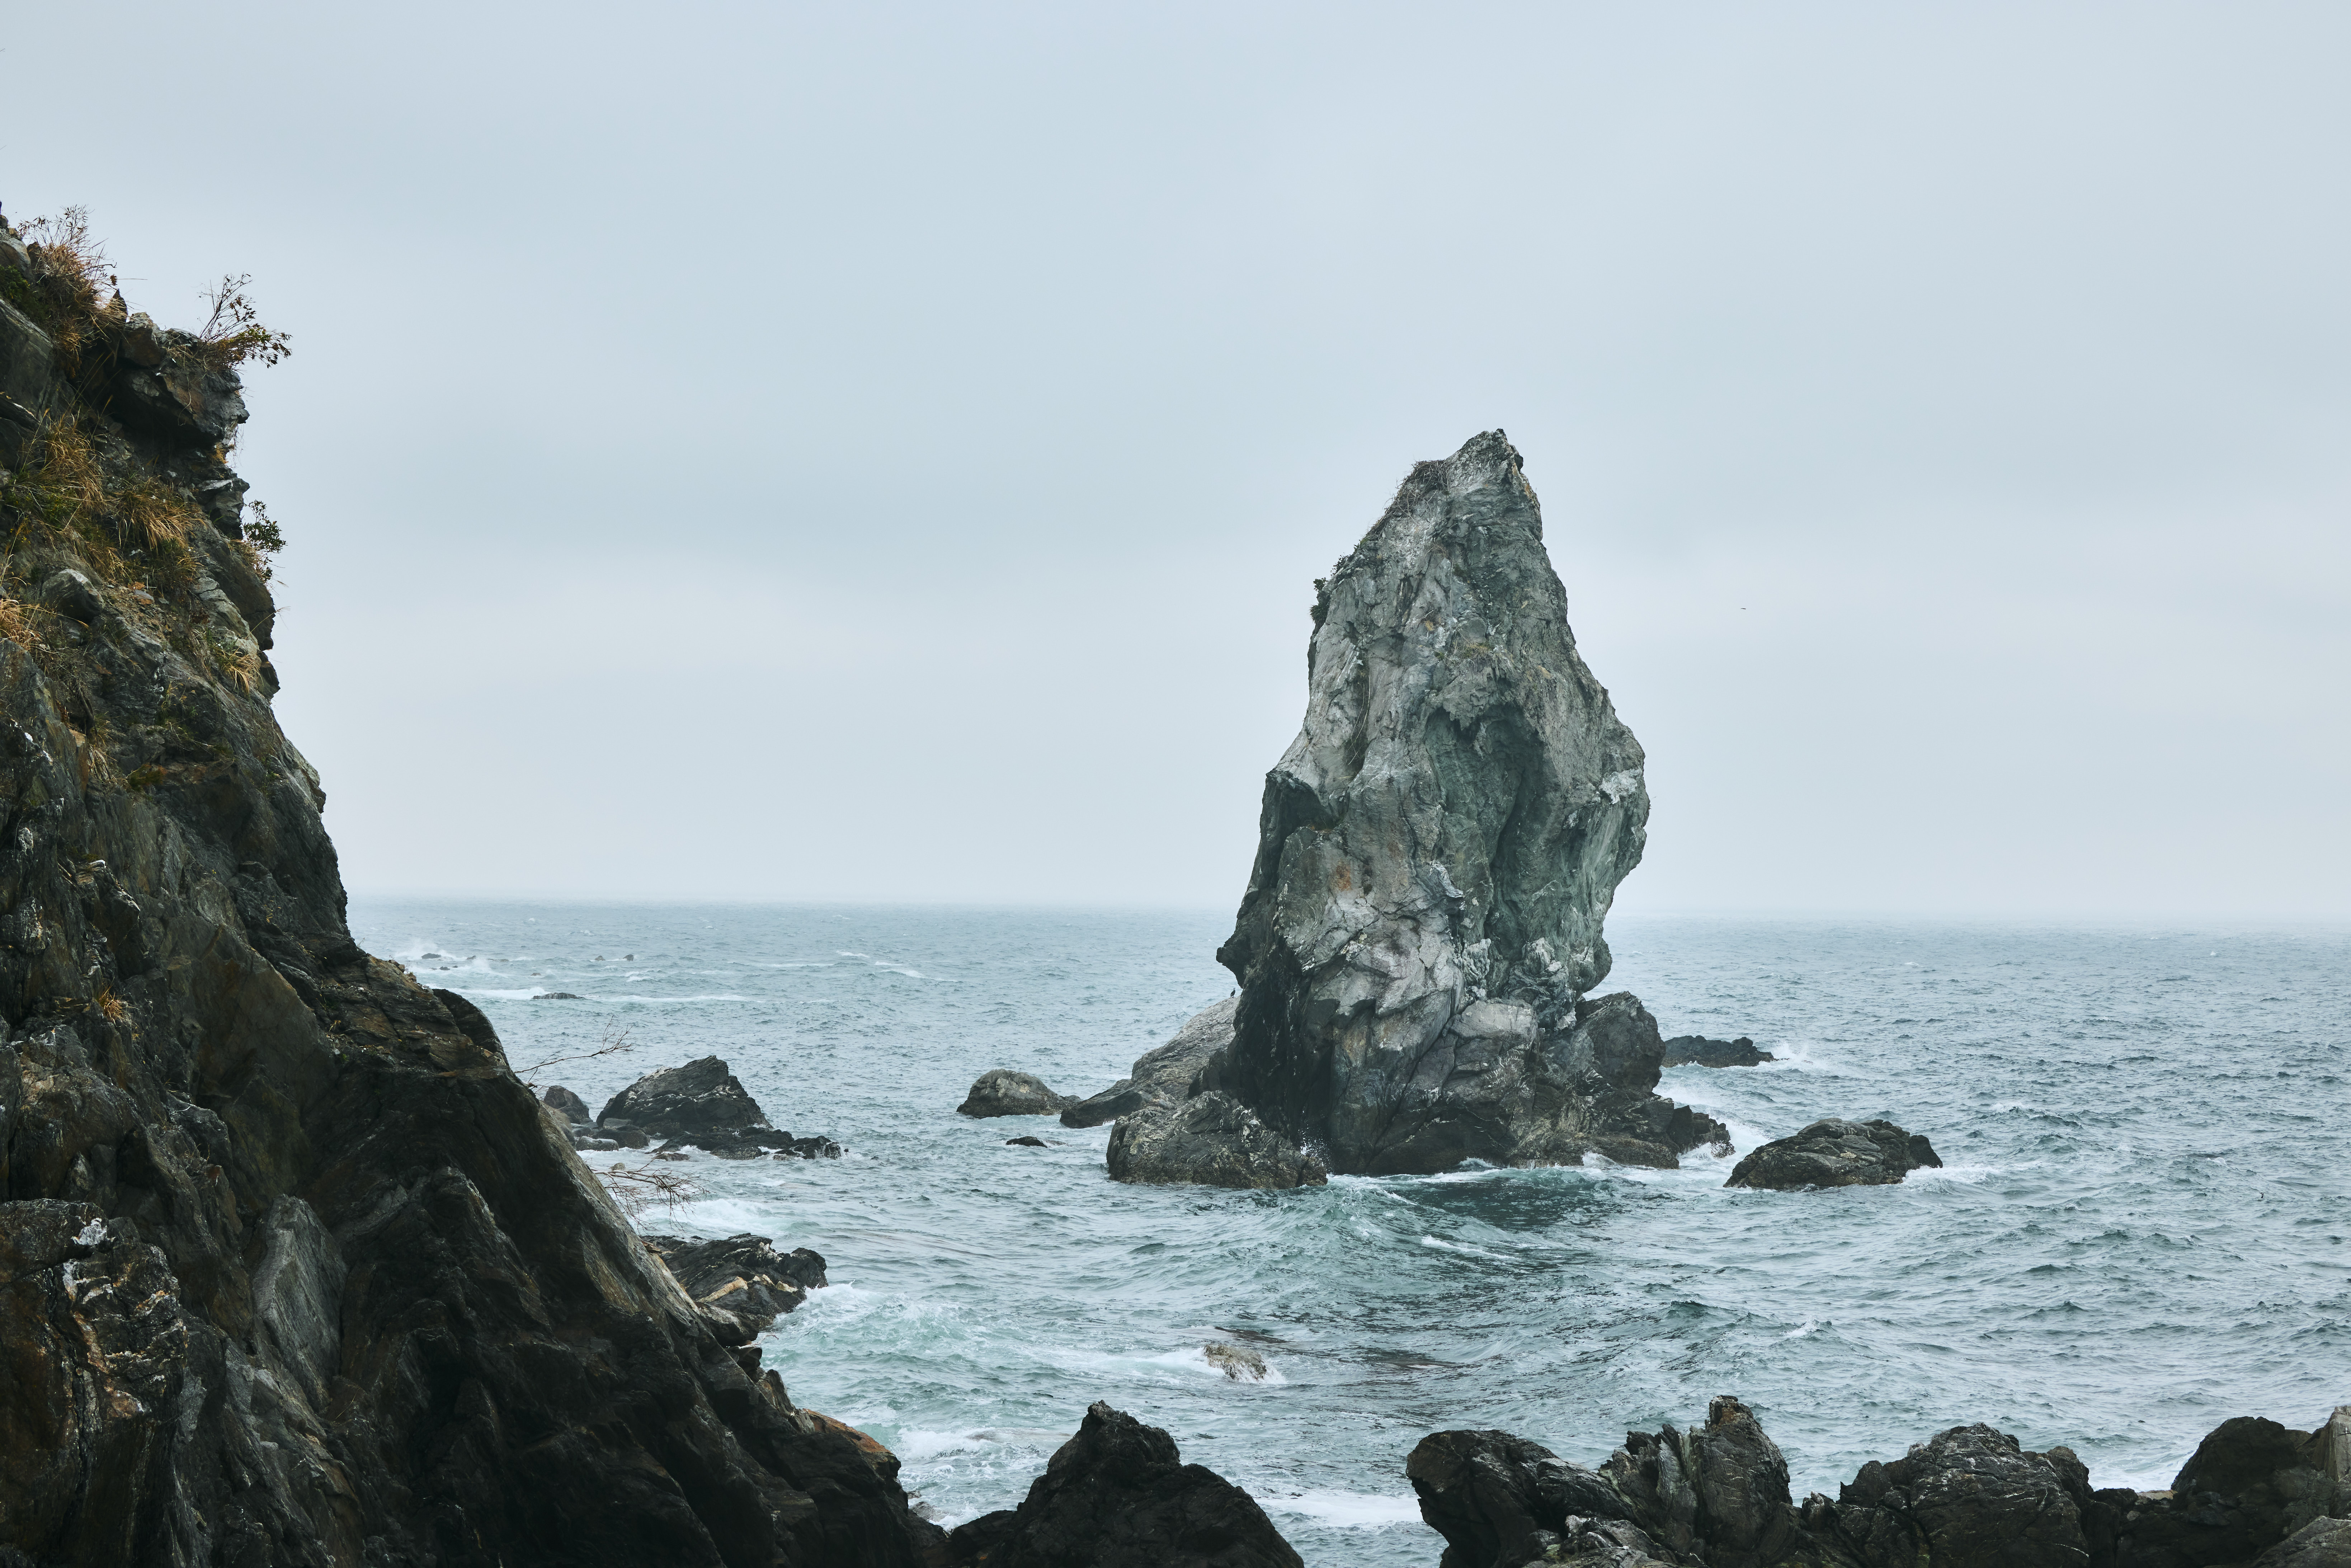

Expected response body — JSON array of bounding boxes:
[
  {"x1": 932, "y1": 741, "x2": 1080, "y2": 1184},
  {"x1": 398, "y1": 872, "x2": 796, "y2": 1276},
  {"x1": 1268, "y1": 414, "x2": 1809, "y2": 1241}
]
[{"x1": 2, "y1": 219, "x2": 2332, "y2": 1568}]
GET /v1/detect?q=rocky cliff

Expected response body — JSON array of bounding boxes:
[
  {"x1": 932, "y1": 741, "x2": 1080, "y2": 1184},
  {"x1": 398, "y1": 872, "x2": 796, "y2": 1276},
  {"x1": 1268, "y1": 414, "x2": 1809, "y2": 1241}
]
[
  {"x1": 1205, "y1": 431, "x2": 1721, "y2": 1177},
  {"x1": 0, "y1": 214, "x2": 940, "y2": 1565}
]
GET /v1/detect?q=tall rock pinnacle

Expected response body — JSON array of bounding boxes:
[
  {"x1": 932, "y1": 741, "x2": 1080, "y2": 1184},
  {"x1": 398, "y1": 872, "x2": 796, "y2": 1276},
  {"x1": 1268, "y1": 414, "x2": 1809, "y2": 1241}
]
[{"x1": 1210, "y1": 431, "x2": 1708, "y2": 1176}]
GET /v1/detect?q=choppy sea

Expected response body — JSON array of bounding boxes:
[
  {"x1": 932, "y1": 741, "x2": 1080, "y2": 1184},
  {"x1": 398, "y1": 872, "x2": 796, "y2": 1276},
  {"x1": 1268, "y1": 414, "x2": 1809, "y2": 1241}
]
[{"x1": 349, "y1": 902, "x2": 2350, "y2": 1566}]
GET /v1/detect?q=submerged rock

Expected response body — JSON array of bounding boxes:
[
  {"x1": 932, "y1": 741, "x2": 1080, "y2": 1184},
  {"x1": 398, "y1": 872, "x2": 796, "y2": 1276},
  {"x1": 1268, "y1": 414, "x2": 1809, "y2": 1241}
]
[
  {"x1": 1206, "y1": 432, "x2": 1716, "y2": 1177},
  {"x1": 1106, "y1": 1091, "x2": 1328, "y2": 1190},
  {"x1": 1724, "y1": 1118, "x2": 1941, "y2": 1190},
  {"x1": 1204, "y1": 1341, "x2": 1269, "y2": 1381},
  {"x1": 958, "y1": 1068, "x2": 1076, "y2": 1117},
  {"x1": 944, "y1": 1402, "x2": 1302, "y2": 1567},
  {"x1": 1006, "y1": 1135, "x2": 1048, "y2": 1148},
  {"x1": 1062, "y1": 996, "x2": 1238, "y2": 1127},
  {"x1": 1661, "y1": 1034, "x2": 1776, "y2": 1068}
]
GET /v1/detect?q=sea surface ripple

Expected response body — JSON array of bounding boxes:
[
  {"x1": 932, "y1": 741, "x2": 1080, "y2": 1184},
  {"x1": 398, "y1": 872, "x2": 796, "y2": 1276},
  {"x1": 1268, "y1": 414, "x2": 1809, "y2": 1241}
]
[{"x1": 354, "y1": 902, "x2": 2351, "y2": 1567}]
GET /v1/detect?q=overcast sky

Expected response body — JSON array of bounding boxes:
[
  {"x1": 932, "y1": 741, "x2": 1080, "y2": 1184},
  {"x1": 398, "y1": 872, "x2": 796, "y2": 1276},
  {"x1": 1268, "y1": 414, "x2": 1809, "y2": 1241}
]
[{"x1": 6, "y1": 3, "x2": 2346, "y2": 916}]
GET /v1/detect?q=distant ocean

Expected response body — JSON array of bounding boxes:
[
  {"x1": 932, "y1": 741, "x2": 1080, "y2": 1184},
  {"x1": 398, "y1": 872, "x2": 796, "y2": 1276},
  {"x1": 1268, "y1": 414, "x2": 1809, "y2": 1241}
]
[{"x1": 349, "y1": 901, "x2": 2351, "y2": 1568}]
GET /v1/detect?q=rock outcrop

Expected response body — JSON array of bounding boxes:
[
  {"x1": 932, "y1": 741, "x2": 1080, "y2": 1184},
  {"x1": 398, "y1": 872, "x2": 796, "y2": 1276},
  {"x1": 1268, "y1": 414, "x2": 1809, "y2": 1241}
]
[
  {"x1": 1661, "y1": 1034, "x2": 1775, "y2": 1068},
  {"x1": 597, "y1": 1054, "x2": 796, "y2": 1150},
  {"x1": 1063, "y1": 997, "x2": 1237, "y2": 1128},
  {"x1": 945, "y1": 1401, "x2": 1302, "y2": 1567},
  {"x1": 1202, "y1": 432, "x2": 1722, "y2": 1177},
  {"x1": 1106, "y1": 1090, "x2": 1329, "y2": 1190},
  {"x1": 644, "y1": 1232, "x2": 827, "y2": 1343},
  {"x1": 1724, "y1": 1118, "x2": 1942, "y2": 1190},
  {"x1": 957, "y1": 1069, "x2": 1075, "y2": 1117},
  {"x1": 0, "y1": 213, "x2": 938, "y2": 1565},
  {"x1": 1409, "y1": 1399, "x2": 2351, "y2": 1568}
]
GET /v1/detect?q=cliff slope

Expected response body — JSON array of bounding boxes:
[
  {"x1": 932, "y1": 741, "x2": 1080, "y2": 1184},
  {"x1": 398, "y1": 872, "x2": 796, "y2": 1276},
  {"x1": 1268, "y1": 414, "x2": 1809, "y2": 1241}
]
[{"x1": 0, "y1": 214, "x2": 938, "y2": 1566}]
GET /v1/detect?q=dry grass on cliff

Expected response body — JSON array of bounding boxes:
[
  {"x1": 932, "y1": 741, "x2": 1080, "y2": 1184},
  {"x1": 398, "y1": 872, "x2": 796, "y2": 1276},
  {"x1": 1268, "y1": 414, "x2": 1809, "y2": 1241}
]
[
  {"x1": 112, "y1": 479, "x2": 197, "y2": 551},
  {"x1": 17, "y1": 208, "x2": 116, "y2": 362}
]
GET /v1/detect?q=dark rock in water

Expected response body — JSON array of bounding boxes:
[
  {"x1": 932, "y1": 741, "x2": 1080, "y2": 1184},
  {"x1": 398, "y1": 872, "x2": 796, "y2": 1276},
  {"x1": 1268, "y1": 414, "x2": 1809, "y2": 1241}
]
[
  {"x1": 540, "y1": 1083, "x2": 593, "y2": 1123},
  {"x1": 1724, "y1": 1118, "x2": 1941, "y2": 1190},
  {"x1": 1063, "y1": 995, "x2": 1238, "y2": 1128},
  {"x1": 1205, "y1": 433, "x2": 1720, "y2": 1177},
  {"x1": 600, "y1": 1054, "x2": 795, "y2": 1150},
  {"x1": 2111, "y1": 1409, "x2": 2351, "y2": 1568},
  {"x1": 643, "y1": 1233, "x2": 826, "y2": 1343},
  {"x1": 1204, "y1": 1341, "x2": 1269, "y2": 1381},
  {"x1": 532, "y1": 990, "x2": 585, "y2": 999},
  {"x1": 777, "y1": 1135, "x2": 844, "y2": 1159},
  {"x1": 1410, "y1": 1399, "x2": 2351, "y2": 1568},
  {"x1": 1107, "y1": 1091, "x2": 1328, "y2": 1190},
  {"x1": 1662, "y1": 1033, "x2": 1776, "y2": 1068},
  {"x1": 1006, "y1": 1135, "x2": 1048, "y2": 1148},
  {"x1": 1409, "y1": 1397, "x2": 1799, "y2": 1568},
  {"x1": 944, "y1": 1401, "x2": 1302, "y2": 1567},
  {"x1": 958, "y1": 1068, "x2": 1076, "y2": 1117}
]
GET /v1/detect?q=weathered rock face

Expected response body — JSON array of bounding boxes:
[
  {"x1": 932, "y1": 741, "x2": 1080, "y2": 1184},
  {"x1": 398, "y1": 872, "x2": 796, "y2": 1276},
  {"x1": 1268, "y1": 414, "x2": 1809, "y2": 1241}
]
[
  {"x1": 1105, "y1": 1090, "x2": 1329, "y2": 1190},
  {"x1": 958, "y1": 1069, "x2": 1075, "y2": 1117},
  {"x1": 1210, "y1": 432, "x2": 1716, "y2": 1176},
  {"x1": 1409, "y1": 1400, "x2": 2351, "y2": 1568},
  {"x1": 1662, "y1": 1034, "x2": 1775, "y2": 1068},
  {"x1": 945, "y1": 1401, "x2": 1303, "y2": 1568},
  {"x1": 1724, "y1": 1118, "x2": 1942, "y2": 1190},
  {"x1": 1063, "y1": 996, "x2": 1237, "y2": 1128},
  {"x1": 0, "y1": 220, "x2": 939, "y2": 1566}
]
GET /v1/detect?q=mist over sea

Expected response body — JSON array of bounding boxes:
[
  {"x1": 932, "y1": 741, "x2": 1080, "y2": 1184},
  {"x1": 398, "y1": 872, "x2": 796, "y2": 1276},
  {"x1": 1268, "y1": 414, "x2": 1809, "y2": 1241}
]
[{"x1": 352, "y1": 901, "x2": 2350, "y2": 1567}]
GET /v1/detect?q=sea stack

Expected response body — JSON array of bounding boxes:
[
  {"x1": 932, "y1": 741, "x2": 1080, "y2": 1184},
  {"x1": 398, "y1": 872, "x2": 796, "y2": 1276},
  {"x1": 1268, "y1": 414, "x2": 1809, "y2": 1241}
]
[{"x1": 1146, "y1": 431, "x2": 1726, "y2": 1180}]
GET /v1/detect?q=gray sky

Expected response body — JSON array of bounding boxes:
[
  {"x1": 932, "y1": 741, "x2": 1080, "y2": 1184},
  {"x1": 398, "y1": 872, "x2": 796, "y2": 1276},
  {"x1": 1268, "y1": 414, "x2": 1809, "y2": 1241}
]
[{"x1": 8, "y1": 3, "x2": 2347, "y2": 916}]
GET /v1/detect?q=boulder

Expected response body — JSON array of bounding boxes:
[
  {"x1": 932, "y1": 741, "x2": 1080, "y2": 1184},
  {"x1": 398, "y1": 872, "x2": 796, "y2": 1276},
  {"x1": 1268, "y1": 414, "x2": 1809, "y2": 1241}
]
[
  {"x1": 642, "y1": 1233, "x2": 826, "y2": 1344},
  {"x1": 1206, "y1": 432, "x2": 1717, "y2": 1176},
  {"x1": 1106, "y1": 1091, "x2": 1327, "y2": 1190},
  {"x1": 599, "y1": 1055, "x2": 792, "y2": 1150},
  {"x1": 1062, "y1": 997, "x2": 1238, "y2": 1128},
  {"x1": 540, "y1": 1084, "x2": 592, "y2": 1123},
  {"x1": 1814, "y1": 1423, "x2": 2101, "y2": 1568},
  {"x1": 943, "y1": 1401, "x2": 1301, "y2": 1567},
  {"x1": 1204, "y1": 1342, "x2": 1268, "y2": 1381},
  {"x1": 2113, "y1": 1409, "x2": 2351, "y2": 1568},
  {"x1": 1724, "y1": 1118, "x2": 1941, "y2": 1190},
  {"x1": 957, "y1": 1069, "x2": 1075, "y2": 1118},
  {"x1": 2254, "y1": 1517, "x2": 2351, "y2": 1568},
  {"x1": 1661, "y1": 1034, "x2": 1776, "y2": 1068}
]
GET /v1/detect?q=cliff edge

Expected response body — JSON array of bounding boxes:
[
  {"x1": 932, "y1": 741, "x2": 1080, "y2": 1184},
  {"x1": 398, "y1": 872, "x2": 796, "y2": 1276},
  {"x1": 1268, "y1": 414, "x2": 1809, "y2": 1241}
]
[{"x1": 0, "y1": 211, "x2": 939, "y2": 1565}]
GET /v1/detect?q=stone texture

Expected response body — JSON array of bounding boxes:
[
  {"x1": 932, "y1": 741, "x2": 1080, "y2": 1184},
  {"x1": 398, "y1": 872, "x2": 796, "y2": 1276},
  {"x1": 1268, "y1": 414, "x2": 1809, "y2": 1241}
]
[
  {"x1": 1106, "y1": 1090, "x2": 1328, "y2": 1190},
  {"x1": 943, "y1": 1401, "x2": 1302, "y2": 1567},
  {"x1": 643, "y1": 1232, "x2": 826, "y2": 1344},
  {"x1": 598, "y1": 1054, "x2": 796, "y2": 1151},
  {"x1": 0, "y1": 243, "x2": 940, "y2": 1565},
  {"x1": 1410, "y1": 1400, "x2": 2351, "y2": 1568},
  {"x1": 540, "y1": 1083, "x2": 592, "y2": 1123},
  {"x1": 1207, "y1": 432, "x2": 1718, "y2": 1176},
  {"x1": 1724, "y1": 1118, "x2": 1942, "y2": 1190},
  {"x1": 957, "y1": 1068, "x2": 1076, "y2": 1117},
  {"x1": 1661, "y1": 1034, "x2": 1775, "y2": 1068},
  {"x1": 1063, "y1": 996, "x2": 1237, "y2": 1128}
]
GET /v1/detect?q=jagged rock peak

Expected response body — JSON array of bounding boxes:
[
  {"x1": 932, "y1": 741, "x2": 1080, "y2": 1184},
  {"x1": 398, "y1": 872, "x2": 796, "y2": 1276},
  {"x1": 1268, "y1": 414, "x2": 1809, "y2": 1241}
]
[{"x1": 1211, "y1": 431, "x2": 1668, "y2": 1175}]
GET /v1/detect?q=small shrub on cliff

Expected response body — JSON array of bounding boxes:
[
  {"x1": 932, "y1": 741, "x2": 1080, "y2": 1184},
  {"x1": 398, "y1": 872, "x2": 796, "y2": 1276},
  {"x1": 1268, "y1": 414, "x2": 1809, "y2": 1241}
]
[
  {"x1": 241, "y1": 499, "x2": 285, "y2": 579},
  {"x1": 191, "y1": 274, "x2": 291, "y2": 370}
]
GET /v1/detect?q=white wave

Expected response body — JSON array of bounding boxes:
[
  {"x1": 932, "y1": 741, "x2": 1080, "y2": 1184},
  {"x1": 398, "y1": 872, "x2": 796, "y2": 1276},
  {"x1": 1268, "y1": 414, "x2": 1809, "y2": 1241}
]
[
  {"x1": 1419, "y1": 1234, "x2": 1509, "y2": 1261},
  {"x1": 1260, "y1": 1491, "x2": 1426, "y2": 1528},
  {"x1": 1784, "y1": 1318, "x2": 1824, "y2": 1339},
  {"x1": 2092, "y1": 1458, "x2": 2187, "y2": 1493},
  {"x1": 1907, "y1": 1162, "x2": 2000, "y2": 1184}
]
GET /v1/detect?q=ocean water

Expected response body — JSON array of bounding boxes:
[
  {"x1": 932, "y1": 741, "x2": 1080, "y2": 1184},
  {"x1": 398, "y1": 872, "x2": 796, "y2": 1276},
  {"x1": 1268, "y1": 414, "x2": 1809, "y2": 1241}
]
[{"x1": 350, "y1": 902, "x2": 2351, "y2": 1566}]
